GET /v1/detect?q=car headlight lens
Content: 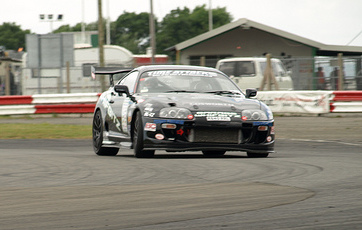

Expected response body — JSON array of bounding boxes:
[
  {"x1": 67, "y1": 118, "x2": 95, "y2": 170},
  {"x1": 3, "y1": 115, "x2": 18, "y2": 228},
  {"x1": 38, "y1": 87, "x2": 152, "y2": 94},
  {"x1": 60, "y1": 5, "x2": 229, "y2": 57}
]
[
  {"x1": 266, "y1": 108, "x2": 273, "y2": 120},
  {"x1": 242, "y1": 110, "x2": 268, "y2": 121},
  {"x1": 159, "y1": 108, "x2": 193, "y2": 119}
]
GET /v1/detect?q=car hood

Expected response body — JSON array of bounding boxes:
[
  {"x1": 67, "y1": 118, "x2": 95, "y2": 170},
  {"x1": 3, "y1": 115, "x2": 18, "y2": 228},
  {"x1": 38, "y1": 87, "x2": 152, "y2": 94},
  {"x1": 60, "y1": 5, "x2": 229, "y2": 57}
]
[{"x1": 136, "y1": 93, "x2": 261, "y2": 112}]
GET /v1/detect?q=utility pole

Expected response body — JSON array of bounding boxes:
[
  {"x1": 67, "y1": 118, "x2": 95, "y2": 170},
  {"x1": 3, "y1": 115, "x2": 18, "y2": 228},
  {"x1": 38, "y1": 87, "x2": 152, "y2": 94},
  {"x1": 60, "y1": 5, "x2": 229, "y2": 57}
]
[
  {"x1": 149, "y1": 0, "x2": 156, "y2": 64},
  {"x1": 208, "y1": 0, "x2": 213, "y2": 31},
  {"x1": 98, "y1": 0, "x2": 106, "y2": 92},
  {"x1": 81, "y1": 0, "x2": 86, "y2": 43},
  {"x1": 106, "y1": 0, "x2": 111, "y2": 45}
]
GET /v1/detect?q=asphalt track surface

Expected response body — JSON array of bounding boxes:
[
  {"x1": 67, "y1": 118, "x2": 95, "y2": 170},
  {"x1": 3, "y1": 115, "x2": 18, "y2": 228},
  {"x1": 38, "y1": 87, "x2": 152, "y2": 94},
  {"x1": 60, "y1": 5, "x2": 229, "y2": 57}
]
[{"x1": 0, "y1": 114, "x2": 361, "y2": 229}]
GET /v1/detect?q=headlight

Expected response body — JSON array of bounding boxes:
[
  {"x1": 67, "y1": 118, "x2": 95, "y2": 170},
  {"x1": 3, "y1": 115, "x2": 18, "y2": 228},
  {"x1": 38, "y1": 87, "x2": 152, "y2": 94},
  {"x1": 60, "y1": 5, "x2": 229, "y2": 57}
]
[
  {"x1": 241, "y1": 110, "x2": 268, "y2": 121},
  {"x1": 159, "y1": 108, "x2": 193, "y2": 119},
  {"x1": 266, "y1": 108, "x2": 273, "y2": 120},
  {"x1": 260, "y1": 102, "x2": 274, "y2": 120}
]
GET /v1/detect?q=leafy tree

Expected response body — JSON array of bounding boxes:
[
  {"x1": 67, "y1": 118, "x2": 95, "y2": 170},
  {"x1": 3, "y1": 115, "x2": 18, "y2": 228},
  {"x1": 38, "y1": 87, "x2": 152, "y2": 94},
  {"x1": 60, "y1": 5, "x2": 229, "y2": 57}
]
[
  {"x1": 157, "y1": 5, "x2": 233, "y2": 54},
  {"x1": 111, "y1": 12, "x2": 152, "y2": 54},
  {"x1": 85, "y1": 22, "x2": 99, "y2": 31},
  {"x1": 50, "y1": 5, "x2": 233, "y2": 56},
  {"x1": 53, "y1": 24, "x2": 75, "y2": 33},
  {"x1": 0, "y1": 22, "x2": 31, "y2": 50},
  {"x1": 156, "y1": 7, "x2": 193, "y2": 53},
  {"x1": 53, "y1": 21, "x2": 98, "y2": 33}
]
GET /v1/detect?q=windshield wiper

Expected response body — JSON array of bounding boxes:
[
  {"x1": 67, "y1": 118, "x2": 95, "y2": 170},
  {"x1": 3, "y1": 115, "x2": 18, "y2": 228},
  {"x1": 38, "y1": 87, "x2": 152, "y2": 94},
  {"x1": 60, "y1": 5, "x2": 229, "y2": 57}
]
[
  {"x1": 166, "y1": 90, "x2": 197, "y2": 93},
  {"x1": 205, "y1": 90, "x2": 241, "y2": 95}
]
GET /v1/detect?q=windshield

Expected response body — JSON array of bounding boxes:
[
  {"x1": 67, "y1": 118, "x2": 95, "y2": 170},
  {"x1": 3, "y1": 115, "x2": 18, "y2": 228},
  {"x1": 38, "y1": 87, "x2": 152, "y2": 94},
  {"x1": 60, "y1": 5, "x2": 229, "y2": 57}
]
[
  {"x1": 219, "y1": 61, "x2": 256, "y2": 77},
  {"x1": 136, "y1": 70, "x2": 242, "y2": 94}
]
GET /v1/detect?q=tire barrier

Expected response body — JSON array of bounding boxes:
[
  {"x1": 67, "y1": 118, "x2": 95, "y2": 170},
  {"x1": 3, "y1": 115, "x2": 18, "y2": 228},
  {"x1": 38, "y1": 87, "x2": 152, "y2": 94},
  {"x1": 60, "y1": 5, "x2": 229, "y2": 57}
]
[{"x1": 0, "y1": 91, "x2": 361, "y2": 115}]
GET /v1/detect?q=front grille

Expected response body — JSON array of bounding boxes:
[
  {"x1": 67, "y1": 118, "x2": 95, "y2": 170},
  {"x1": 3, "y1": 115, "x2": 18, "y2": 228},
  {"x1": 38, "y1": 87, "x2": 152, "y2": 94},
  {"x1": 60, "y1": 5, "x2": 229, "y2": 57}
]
[{"x1": 188, "y1": 128, "x2": 241, "y2": 144}]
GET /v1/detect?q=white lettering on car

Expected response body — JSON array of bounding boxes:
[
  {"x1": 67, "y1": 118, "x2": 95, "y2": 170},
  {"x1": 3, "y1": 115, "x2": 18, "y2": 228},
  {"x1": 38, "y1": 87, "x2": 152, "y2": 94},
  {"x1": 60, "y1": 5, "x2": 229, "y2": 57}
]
[
  {"x1": 100, "y1": 93, "x2": 122, "y2": 131},
  {"x1": 195, "y1": 111, "x2": 241, "y2": 121},
  {"x1": 146, "y1": 71, "x2": 217, "y2": 77},
  {"x1": 121, "y1": 98, "x2": 130, "y2": 132}
]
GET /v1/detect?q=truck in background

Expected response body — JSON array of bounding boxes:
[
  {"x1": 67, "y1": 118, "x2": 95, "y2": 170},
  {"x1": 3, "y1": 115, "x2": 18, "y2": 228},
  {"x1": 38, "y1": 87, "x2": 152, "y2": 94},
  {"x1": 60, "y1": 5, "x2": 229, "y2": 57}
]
[{"x1": 216, "y1": 57, "x2": 293, "y2": 91}]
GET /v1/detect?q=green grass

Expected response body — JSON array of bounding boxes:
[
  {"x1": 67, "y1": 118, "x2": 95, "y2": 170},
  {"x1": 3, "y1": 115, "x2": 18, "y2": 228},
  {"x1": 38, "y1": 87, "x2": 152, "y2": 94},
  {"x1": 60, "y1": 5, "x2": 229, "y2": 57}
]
[{"x1": 0, "y1": 123, "x2": 92, "y2": 139}]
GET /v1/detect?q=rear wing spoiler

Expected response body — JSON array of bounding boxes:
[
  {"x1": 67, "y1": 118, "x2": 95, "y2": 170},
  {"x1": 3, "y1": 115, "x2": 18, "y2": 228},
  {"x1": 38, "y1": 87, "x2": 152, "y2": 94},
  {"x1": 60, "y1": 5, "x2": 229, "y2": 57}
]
[{"x1": 83, "y1": 65, "x2": 132, "y2": 86}]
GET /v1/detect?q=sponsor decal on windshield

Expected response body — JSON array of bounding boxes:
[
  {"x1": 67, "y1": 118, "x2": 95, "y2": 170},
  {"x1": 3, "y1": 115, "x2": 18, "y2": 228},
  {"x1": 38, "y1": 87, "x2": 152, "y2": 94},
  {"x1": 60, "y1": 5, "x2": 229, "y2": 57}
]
[{"x1": 146, "y1": 70, "x2": 217, "y2": 77}]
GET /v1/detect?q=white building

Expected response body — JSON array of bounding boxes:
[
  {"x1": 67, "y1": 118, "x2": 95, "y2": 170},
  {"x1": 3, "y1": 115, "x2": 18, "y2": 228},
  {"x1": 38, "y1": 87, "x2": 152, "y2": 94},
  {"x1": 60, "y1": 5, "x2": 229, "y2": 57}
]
[{"x1": 22, "y1": 43, "x2": 135, "y2": 95}]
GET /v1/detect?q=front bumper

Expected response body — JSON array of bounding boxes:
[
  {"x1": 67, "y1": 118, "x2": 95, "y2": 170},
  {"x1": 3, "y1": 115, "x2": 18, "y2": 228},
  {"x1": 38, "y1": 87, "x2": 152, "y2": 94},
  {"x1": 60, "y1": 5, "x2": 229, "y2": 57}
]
[{"x1": 142, "y1": 117, "x2": 275, "y2": 153}]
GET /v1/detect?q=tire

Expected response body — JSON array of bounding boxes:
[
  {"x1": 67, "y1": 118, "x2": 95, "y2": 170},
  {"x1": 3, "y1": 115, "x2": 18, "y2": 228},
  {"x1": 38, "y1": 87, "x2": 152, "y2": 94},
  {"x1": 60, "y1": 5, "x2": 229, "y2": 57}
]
[
  {"x1": 247, "y1": 152, "x2": 269, "y2": 158},
  {"x1": 133, "y1": 112, "x2": 155, "y2": 158},
  {"x1": 92, "y1": 110, "x2": 119, "y2": 156},
  {"x1": 202, "y1": 150, "x2": 226, "y2": 156}
]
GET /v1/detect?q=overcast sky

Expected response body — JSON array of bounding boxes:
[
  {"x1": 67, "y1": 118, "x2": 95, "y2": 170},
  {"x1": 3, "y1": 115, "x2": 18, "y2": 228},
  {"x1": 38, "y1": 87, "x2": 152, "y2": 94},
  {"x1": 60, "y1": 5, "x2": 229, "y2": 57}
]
[{"x1": 2, "y1": 0, "x2": 362, "y2": 46}]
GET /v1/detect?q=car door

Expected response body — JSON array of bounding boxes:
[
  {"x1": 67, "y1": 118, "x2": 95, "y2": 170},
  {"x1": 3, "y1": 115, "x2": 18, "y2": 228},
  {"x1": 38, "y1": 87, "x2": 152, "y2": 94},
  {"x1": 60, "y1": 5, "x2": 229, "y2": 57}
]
[{"x1": 108, "y1": 71, "x2": 139, "y2": 136}]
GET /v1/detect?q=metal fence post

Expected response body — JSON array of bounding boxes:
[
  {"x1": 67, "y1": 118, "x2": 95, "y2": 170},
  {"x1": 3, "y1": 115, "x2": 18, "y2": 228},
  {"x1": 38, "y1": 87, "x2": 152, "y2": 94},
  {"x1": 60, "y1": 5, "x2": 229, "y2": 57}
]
[
  {"x1": 66, "y1": 61, "x2": 70, "y2": 93},
  {"x1": 4, "y1": 62, "x2": 10, "y2": 95},
  {"x1": 338, "y1": 53, "x2": 344, "y2": 90}
]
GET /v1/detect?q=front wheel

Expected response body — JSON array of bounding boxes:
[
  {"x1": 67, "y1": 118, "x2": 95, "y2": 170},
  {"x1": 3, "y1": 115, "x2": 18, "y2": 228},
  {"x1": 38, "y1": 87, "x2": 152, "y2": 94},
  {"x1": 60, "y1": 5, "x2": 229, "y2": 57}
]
[
  {"x1": 92, "y1": 110, "x2": 119, "y2": 156},
  {"x1": 247, "y1": 152, "x2": 269, "y2": 158},
  {"x1": 133, "y1": 112, "x2": 155, "y2": 158}
]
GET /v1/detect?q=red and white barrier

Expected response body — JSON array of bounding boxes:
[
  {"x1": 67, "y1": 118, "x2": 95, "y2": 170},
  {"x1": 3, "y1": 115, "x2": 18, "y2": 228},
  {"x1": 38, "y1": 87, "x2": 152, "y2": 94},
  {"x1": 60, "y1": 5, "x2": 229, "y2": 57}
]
[
  {"x1": 0, "y1": 91, "x2": 361, "y2": 115},
  {"x1": 330, "y1": 91, "x2": 362, "y2": 113},
  {"x1": 0, "y1": 93, "x2": 100, "y2": 115}
]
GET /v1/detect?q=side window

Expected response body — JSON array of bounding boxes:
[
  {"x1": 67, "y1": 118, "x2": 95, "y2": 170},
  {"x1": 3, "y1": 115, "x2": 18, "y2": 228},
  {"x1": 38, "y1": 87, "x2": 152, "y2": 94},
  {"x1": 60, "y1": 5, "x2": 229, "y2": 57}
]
[
  {"x1": 261, "y1": 61, "x2": 286, "y2": 77},
  {"x1": 219, "y1": 62, "x2": 236, "y2": 76},
  {"x1": 235, "y1": 61, "x2": 255, "y2": 76},
  {"x1": 274, "y1": 62, "x2": 287, "y2": 76},
  {"x1": 119, "y1": 71, "x2": 139, "y2": 94}
]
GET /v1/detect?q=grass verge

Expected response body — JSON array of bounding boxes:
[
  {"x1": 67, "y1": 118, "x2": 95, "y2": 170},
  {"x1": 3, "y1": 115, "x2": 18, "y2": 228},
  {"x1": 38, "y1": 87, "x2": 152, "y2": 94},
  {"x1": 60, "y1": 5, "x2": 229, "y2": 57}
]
[{"x1": 0, "y1": 123, "x2": 92, "y2": 139}]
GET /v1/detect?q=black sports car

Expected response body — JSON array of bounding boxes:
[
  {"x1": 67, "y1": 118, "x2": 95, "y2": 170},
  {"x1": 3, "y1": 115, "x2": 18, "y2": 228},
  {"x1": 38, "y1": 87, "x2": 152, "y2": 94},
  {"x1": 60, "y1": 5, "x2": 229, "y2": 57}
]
[{"x1": 92, "y1": 65, "x2": 275, "y2": 158}]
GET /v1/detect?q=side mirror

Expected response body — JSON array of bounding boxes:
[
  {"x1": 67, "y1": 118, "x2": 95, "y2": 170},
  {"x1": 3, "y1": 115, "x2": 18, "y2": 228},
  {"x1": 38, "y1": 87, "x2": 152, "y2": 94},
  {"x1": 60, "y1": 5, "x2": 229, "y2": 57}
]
[
  {"x1": 114, "y1": 85, "x2": 137, "y2": 103},
  {"x1": 245, "y1": 88, "x2": 257, "y2": 98},
  {"x1": 114, "y1": 85, "x2": 130, "y2": 95}
]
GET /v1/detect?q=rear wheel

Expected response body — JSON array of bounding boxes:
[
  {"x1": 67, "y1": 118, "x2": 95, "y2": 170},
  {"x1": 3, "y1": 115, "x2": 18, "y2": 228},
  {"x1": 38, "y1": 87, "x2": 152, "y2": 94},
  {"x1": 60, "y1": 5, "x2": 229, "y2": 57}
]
[
  {"x1": 202, "y1": 150, "x2": 226, "y2": 156},
  {"x1": 247, "y1": 152, "x2": 269, "y2": 158},
  {"x1": 133, "y1": 112, "x2": 155, "y2": 158},
  {"x1": 92, "y1": 110, "x2": 119, "y2": 156}
]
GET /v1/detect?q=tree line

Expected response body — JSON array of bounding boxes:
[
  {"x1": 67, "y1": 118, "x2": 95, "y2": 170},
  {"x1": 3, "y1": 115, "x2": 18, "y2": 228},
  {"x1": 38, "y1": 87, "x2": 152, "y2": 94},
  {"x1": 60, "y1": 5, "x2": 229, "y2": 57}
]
[{"x1": 0, "y1": 5, "x2": 232, "y2": 57}]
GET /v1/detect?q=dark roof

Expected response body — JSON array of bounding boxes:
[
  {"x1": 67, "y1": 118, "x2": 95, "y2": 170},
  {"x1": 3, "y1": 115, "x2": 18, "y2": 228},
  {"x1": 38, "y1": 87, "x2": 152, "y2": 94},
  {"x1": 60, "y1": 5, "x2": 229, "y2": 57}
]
[{"x1": 170, "y1": 18, "x2": 362, "y2": 56}]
